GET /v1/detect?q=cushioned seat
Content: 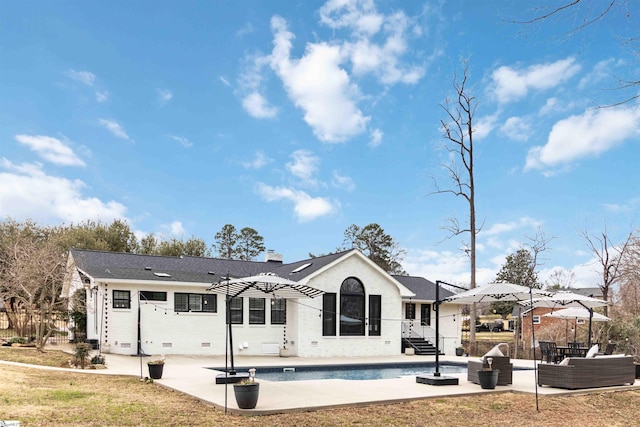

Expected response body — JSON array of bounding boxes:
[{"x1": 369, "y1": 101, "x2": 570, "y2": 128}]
[
  {"x1": 468, "y1": 356, "x2": 513, "y2": 386},
  {"x1": 467, "y1": 344, "x2": 513, "y2": 386},
  {"x1": 538, "y1": 355, "x2": 635, "y2": 389}
]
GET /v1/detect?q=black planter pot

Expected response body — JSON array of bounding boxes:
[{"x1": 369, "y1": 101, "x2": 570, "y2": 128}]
[
  {"x1": 148, "y1": 363, "x2": 164, "y2": 380},
  {"x1": 233, "y1": 383, "x2": 260, "y2": 409},
  {"x1": 455, "y1": 348, "x2": 464, "y2": 356},
  {"x1": 477, "y1": 369, "x2": 500, "y2": 389}
]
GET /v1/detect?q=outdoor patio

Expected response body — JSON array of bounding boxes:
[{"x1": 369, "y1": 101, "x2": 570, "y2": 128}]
[{"x1": 30, "y1": 343, "x2": 640, "y2": 415}]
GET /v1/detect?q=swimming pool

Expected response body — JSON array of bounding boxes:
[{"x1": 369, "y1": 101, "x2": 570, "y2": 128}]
[{"x1": 211, "y1": 362, "x2": 467, "y2": 382}]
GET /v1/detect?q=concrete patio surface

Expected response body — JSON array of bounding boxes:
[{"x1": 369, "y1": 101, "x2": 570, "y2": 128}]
[{"x1": 6, "y1": 343, "x2": 639, "y2": 415}]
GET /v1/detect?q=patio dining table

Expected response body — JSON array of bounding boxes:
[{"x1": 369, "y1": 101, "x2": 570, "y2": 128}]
[{"x1": 555, "y1": 346, "x2": 589, "y2": 358}]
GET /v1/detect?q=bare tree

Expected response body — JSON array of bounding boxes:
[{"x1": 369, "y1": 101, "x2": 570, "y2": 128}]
[
  {"x1": 546, "y1": 268, "x2": 576, "y2": 290},
  {"x1": 511, "y1": 0, "x2": 639, "y2": 106},
  {"x1": 0, "y1": 227, "x2": 67, "y2": 351},
  {"x1": 433, "y1": 63, "x2": 480, "y2": 354},
  {"x1": 616, "y1": 231, "x2": 640, "y2": 316},
  {"x1": 582, "y1": 224, "x2": 634, "y2": 316}
]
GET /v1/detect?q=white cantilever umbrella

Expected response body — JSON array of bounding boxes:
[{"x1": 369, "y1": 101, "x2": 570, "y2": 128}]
[
  {"x1": 207, "y1": 272, "x2": 324, "y2": 382},
  {"x1": 442, "y1": 281, "x2": 553, "y2": 304},
  {"x1": 207, "y1": 272, "x2": 324, "y2": 299},
  {"x1": 544, "y1": 307, "x2": 610, "y2": 343}
]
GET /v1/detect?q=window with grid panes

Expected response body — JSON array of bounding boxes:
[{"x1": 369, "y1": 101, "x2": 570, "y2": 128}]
[
  {"x1": 113, "y1": 290, "x2": 130, "y2": 309},
  {"x1": 271, "y1": 298, "x2": 286, "y2": 324},
  {"x1": 249, "y1": 298, "x2": 265, "y2": 324}
]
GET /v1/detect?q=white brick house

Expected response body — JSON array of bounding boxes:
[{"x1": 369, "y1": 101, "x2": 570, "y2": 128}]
[{"x1": 63, "y1": 248, "x2": 461, "y2": 358}]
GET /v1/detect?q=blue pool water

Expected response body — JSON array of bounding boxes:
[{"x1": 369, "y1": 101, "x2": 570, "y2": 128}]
[{"x1": 211, "y1": 362, "x2": 467, "y2": 382}]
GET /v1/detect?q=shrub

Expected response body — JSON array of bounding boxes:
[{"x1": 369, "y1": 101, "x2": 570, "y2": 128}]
[
  {"x1": 91, "y1": 354, "x2": 105, "y2": 365},
  {"x1": 74, "y1": 343, "x2": 92, "y2": 369}
]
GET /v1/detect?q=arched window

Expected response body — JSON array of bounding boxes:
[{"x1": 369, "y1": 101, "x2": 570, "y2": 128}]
[{"x1": 340, "y1": 277, "x2": 365, "y2": 336}]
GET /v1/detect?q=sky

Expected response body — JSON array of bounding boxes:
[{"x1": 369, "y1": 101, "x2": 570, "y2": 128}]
[{"x1": 1, "y1": 0, "x2": 639, "y2": 289}]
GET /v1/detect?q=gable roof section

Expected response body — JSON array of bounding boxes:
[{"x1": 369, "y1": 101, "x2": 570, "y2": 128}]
[
  {"x1": 393, "y1": 276, "x2": 454, "y2": 301},
  {"x1": 294, "y1": 249, "x2": 415, "y2": 298}
]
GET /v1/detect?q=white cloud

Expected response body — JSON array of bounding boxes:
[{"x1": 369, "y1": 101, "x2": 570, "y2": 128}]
[
  {"x1": 319, "y1": 0, "x2": 383, "y2": 36},
  {"x1": 170, "y1": 221, "x2": 185, "y2": 236},
  {"x1": 332, "y1": 170, "x2": 356, "y2": 191},
  {"x1": 67, "y1": 69, "x2": 96, "y2": 86},
  {"x1": 0, "y1": 159, "x2": 127, "y2": 225},
  {"x1": 525, "y1": 106, "x2": 640, "y2": 171},
  {"x1": 242, "y1": 151, "x2": 271, "y2": 169},
  {"x1": 318, "y1": 0, "x2": 424, "y2": 84},
  {"x1": 219, "y1": 76, "x2": 231, "y2": 86},
  {"x1": 237, "y1": 22, "x2": 254, "y2": 36},
  {"x1": 474, "y1": 113, "x2": 500, "y2": 140},
  {"x1": 242, "y1": 92, "x2": 278, "y2": 118},
  {"x1": 490, "y1": 57, "x2": 581, "y2": 104},
  {"x1": 369, "y1": 128, "x2": 383, "y2": 147},
  {"x1": 579, "y1": 58, "x2": 617, "y2": 90},
  {"x1": 98, "y1": 119, "x2": 130, "y2": 140},
  {"x1": 157, "y1": 88, "x2": 173, "y2": 104},
  {"x1": 256, "y1": 183, "x2": 337, "y2": 221},
  {"x1": 170, "y1": 135, "x2": 192, "y2": 148},
  {"x1": 403, "y1": 248, "x2": 496, "y2": 287},
  {"x1": 239, "y1": 4, "x2": 424, "y2": 143},
  {"x1": 484, "y1": 217, "x2": 542, "y2": 237},
  {"x1": 286, "y1": 149, "x2": 319, "y2": 184},
  {"x1": 500, "y1": 116, "x2": 531, "y2": 141},
  {"x1": 270, "y1": 16, "x2": 369, "y2": 142},
  {"x1": 343, "y1": 14, "x2": 425, "y2": 84},
  {"x1": 15, "y1": 134, "x2": 85, "y2": 167},
  {"x1": 95, "y1": 91, "x2": 109, "y2": 103}
]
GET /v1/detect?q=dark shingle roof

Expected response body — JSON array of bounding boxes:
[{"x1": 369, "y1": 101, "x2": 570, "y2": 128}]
[
  {"x1": 392, "y1": 276, "x2": 454, "y2": 301},
  {"x1": 70, "y1": 248, "x2": 353, "y2": 285}
]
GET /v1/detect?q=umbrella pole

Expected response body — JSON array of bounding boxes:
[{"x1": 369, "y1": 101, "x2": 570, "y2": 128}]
[
  {"x1": 529, "y1": 288, "x2": 539, "y2": 412},
  {"x1": 226, "y1": 295, "x2": 236, "y2": 375},
  {"x1": 434, "y1": 282, "x2": 441, "y2": 376},
  {"x1": 588, "y1": 308, "x2": 593, "y2": 348}
]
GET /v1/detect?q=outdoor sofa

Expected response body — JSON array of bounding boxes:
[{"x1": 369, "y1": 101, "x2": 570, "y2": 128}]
[{"x1": 537, "y1": 355, "x2": 636, "y2": 389}]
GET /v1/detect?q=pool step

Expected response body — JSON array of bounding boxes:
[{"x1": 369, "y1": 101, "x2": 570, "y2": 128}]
[{"x1": 402, "y1": 337, "x2": 441, "y2": 355}]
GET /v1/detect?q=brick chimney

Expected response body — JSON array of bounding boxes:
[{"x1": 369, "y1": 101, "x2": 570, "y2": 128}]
[{"x1": 264, "y1": 249, "x2": 283, "y2": 263}]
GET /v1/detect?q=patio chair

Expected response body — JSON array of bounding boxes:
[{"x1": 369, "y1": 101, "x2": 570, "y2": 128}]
[
  {"x1": 546, "y1": 341, "x2": 560, "y2": 363},
  {"x1": 539, "y1": 341, "x2": 549, "y2": 363},
  {"x1": 467, "y1": 343, "x2": 513, "y2": 386},
  {"x1": 600, "y1": 343, "x2": 616, "y2": 355},
  {"x1": 568, "y1": 342, "x2": 584, "y2": 357}
]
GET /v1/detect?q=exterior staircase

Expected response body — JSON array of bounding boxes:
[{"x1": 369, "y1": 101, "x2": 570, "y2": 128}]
[{"x1": 402, "y1": 337, "x2": 441, "y2": 355}]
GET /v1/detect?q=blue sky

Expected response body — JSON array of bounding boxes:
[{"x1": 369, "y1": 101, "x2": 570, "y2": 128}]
[{"x1": 1, "y1": 1, "x2": 638, "y2": 288}]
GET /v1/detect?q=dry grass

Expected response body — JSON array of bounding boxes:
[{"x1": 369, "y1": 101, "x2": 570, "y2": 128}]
[{"x1": 1, "y1": 347, "x2": 639, "y2": 426}]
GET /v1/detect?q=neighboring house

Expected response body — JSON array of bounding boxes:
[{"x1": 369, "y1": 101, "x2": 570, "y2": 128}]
[
  {"x1": 63, "y1": 248, "x2": 463, "y2": 358},
  {"x1": 517, "y1": 288, "x2": 606, "y2": 345}
]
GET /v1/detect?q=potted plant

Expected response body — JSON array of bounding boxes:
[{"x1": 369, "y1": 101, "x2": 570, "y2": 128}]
[
  {"x1": 147, "y1": 357, "x2": 165, "y2": 380},
  {"x1": 233, "y1": 368, "x2": 259, "y2": 409},
  {"x1": 477, "y1": 357, "x2": 500, "y2": 389},
  {"x1": 455, "y1": 346, "x2": 465, "y2": 356}
]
